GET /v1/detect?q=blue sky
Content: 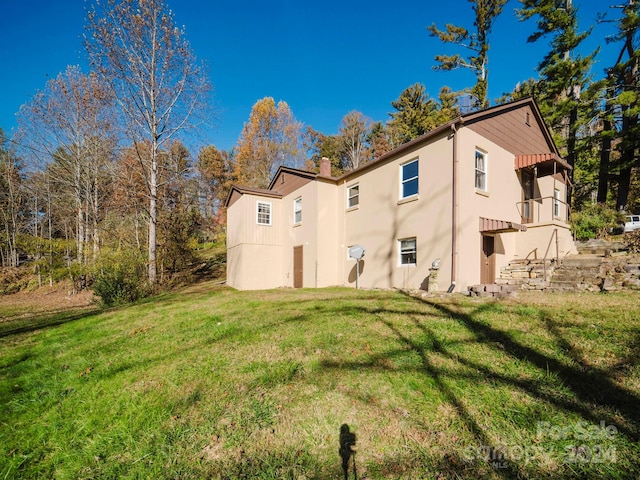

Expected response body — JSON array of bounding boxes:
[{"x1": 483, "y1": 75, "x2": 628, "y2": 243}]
[{"x1": 0, "y1": 0, "x2": 621, "y2": 152}]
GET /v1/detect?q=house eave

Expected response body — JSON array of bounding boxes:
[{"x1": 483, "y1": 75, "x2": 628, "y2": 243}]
[{"x1": 224, "y1": 185, "x2": 283, "y2": 207}]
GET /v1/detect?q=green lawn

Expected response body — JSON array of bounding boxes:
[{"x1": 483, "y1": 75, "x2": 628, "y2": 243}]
[{"x1": 1, "y1": 286, "x2": 639, "y2": 479}]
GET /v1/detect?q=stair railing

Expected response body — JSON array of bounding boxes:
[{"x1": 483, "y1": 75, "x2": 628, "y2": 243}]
[{"x1": 542, "y1": 228, "x2": 559, "y2": 284}]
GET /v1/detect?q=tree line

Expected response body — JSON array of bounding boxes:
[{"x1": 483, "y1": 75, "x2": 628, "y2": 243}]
[{"x1": 1, "y1": 0, "x2": 639, "y2": 299}]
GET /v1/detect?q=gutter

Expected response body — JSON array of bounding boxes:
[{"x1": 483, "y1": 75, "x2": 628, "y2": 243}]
[{"x1": 450, "y1": 122, "x2": 459, "y2": 291}]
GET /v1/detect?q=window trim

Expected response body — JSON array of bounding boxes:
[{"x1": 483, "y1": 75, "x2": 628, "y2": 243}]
[
  {"x1": 399, "y1": 237, "x2": 417, "y2": 266},
  {"x1": 293, "y1": 197, "x2": 302, "y2": 224},
  {"x1": 347, "y1": 184, "x2": 360, "y2": 209},
  {"x1": 475, "y1": 149, "x2": 488, "y2": 192},
  {"x1": 256, "y1": 201, "x2": 272, "y2": 226},
  {"x1": 400, "y1": 158, "x2": 419, "y2": 199}
]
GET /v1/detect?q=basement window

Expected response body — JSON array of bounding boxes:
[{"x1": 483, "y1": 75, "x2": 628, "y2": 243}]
[{"x1": 399, "y1": 237, "x2": 417, "y2": 266}]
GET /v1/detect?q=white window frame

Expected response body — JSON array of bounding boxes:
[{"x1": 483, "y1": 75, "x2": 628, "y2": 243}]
[
  {"x1": 475, "y1": 149, "x2": 487, "y2": 191},
  {"x1": 400, "y1": 159, "x2": 419, "y2": 199},
  {"x1": 554, "y1": 188, "x2": 561, "y2": 218},
  {"x1": 347, "y1": 184, "x2": 359, "y2": 209},
  {"x1": 293, "y1": 197, "x2": 302, "y2": 224},
  {"x1": 399, "y1": 237, "x2": 417, "y2": 266},
  {"x1": 256, "y1": 201, "x2": 272, "y2": 226}
]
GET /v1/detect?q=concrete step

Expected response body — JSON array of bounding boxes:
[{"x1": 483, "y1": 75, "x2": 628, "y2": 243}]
[
  {"x1": 561, "y1": 256, "x2": 603, "y2": 268},
  {"x1": 552, "y1": 271, "x2": 600, "y2": 281}
]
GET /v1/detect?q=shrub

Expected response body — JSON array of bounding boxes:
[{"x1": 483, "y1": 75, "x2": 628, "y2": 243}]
[
  {"x1": 571, "y1": 203, "x2": 625, "y2": 241},
  {"x1": 93, "y1": 250, "x2": 149, "y2": 306}
]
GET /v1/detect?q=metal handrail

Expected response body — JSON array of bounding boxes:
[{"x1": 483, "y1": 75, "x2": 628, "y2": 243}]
[
  {"x1": 542, "y1": 228, "x2": 559, "y2": 284},
  {"x1": 516, "y1": 196, "x2": 568, "y2": 224}
]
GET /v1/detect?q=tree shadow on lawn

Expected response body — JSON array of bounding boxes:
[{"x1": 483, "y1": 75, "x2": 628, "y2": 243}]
[
  {"x1": 0, "y1": 307, "x2": 103, "y2": 339},
  {"x1": 319, "y1": 293, "x2": 640, "y2": 478}
]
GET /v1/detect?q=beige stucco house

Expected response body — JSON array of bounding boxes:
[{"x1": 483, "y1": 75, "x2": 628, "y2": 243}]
[{"x1": 225, "y1": 97, "x2": 576, "y2": 292}]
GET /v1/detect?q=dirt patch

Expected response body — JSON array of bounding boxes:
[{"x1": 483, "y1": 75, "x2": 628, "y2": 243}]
[{"x1": 0, "y1": 282, "x2": 96, "y2": 323}]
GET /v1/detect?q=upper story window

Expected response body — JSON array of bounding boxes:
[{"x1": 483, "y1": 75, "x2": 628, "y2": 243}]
[
  {"x1": 554, "y1": 188, "x2": 561, "y2": 218},
  {"x1": 347, "y1": 184, "x2": 359, "y2": 208},
  {"x1": 399, "y1": 237, "x2": 417, "y2": 265},
  {"x1": 401, "y1": 159, "x2": 419, "y2": 199},
  {"x1": 293, "y1": 197, "x2": 302, "y2": 224},
  {"x1": 475, "y1": 150, "x2": 487, "y2": 191},
  {"x1": 256, "y1": 201, "x2": 272, "y2": 225}
]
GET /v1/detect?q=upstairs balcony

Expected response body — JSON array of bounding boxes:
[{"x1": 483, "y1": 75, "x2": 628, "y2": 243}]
[{"x1": 516, "y1": 195, "x2": 569, "y2": 225}]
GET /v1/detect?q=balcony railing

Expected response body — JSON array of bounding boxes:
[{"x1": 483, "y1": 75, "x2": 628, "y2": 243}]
[{"x1": 516, "y1": 196, "x2": 568, "y2": 224}]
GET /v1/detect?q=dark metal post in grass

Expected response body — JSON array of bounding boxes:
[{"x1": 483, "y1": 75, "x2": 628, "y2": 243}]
[{"x1": 339, "y1": 423, "x2": 357, "y2": 480}]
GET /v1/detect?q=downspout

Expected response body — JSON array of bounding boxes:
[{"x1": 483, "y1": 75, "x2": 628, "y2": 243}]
[{"x1": 450, "y1": 122, "x2": 458, "y2": 292}]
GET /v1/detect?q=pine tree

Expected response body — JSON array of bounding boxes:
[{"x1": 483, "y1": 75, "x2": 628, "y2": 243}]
[
  {"x1": 517, "y1": 0, "x2": 598, "y2": 205},
  {"x1": 604, "y1": 0, "x2": 640, "y2": 211},
  {"x1": 428, "y1": 0, "x2": 508, "y2": 109}
]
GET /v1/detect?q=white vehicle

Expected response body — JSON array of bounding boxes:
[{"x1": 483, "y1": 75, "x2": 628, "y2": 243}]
[{"x1": 624, "y1": 215, "x2": 640, "y2": 233}]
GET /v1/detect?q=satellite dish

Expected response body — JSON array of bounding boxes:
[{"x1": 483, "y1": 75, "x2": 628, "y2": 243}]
[
  {"x1": 348, "y1": 245, "x2": 365, "y2": 289},
  {"x1": 348, "y1": 245, "x2": 365, "y2": 260}
]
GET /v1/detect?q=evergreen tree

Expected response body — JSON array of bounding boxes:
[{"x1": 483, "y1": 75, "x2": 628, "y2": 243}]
[
  {"x1": 603, "y1": 1, "x2": 640, "y2": 211},
  {"x1": 428, "y1": 0, "x2": 508, "y2": 109},
  {"x1": 517, "y1": 0, "x2": 598, "y2": 205},
  {"x1": 387, "y1": 84, "x2": 460, "y2": 147},
  {"x1": 387, "y1": 83, "x2": 438, "y2": 146}
]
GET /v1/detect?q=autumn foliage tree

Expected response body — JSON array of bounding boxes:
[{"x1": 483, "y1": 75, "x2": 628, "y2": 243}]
[
  {"x1": 233, "y1": 97, "x2": 305, "y2": 188},
  {"x1": 197, "y1": 145, "x2": 235, "y2": 236}
]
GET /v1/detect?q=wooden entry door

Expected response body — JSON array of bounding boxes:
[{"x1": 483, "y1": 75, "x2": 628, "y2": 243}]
[
  {"x1": 481, "y1": 235, "x2": 495, "y2": 284},
  {"x1": 293, "y1": 245, "x2": 303, "y2": 288}
]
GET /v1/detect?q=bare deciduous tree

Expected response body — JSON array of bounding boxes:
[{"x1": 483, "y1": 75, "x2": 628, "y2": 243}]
[
  {"x1": 16, "y1": 65, "x2": 116, "y2": 266},
  {"x1": 85, "y1": 0, "x2": 211, "y2": 284},
  {"x1": 0, "y1": 129, "x2": 23, "y2": 267},
  {"x1": 339, "y1": 111, "x2": 372, "y2": 171}
]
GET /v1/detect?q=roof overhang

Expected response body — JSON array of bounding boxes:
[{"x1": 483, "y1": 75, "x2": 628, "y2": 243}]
[
  {"x1": 480, "y1": 217, "x2": 527, "y2": 233},
  {"x1": 268, "y1": 166, "x2": 318, "y2": 190},
  {"x1": 515, "y1": 153, "x2": 571, "y2": 176},
  {"x1": 224, "y1": 184, "x2": 282, "y2": 207}
]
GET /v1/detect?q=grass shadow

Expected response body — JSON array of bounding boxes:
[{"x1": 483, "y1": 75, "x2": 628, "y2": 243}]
[
  {"x1": 318, "y1": 292, "x2": 640, "y2": 478},
  {"x1": 418, "y1": 297, "x2": 640, "y2": 442},
  {"x1": 0, "y1": 307, "x2": 103, "y2": 338}
]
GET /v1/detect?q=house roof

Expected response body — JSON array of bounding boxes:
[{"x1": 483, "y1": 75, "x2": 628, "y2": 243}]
[
  {"x1": 337, "y1": 96, "x2": 563, "y2": 182},
  {"x1": 268, "y1": 166, "x2": 319, "y2": 191},
  {"x1": 225, "y1": 96, "x2": 564, "y2": 206},
  {"x1": 228, "y1": 185, "x2": 282, "y2": 198},
  {"x1": 461, "y1": 96, "x2": 561, "y2": 156},
  {"x1": 337, "y1": 120, "x2": 456, "y2": 181},
  {"x1": 225, "y1": 184, "x2": 282, "y2": 208}
]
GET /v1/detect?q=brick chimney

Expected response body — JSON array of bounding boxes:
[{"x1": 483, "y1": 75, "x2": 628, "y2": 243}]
[{"x1": 319, "y1": 157, "x2": 331, "y2": 176}]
